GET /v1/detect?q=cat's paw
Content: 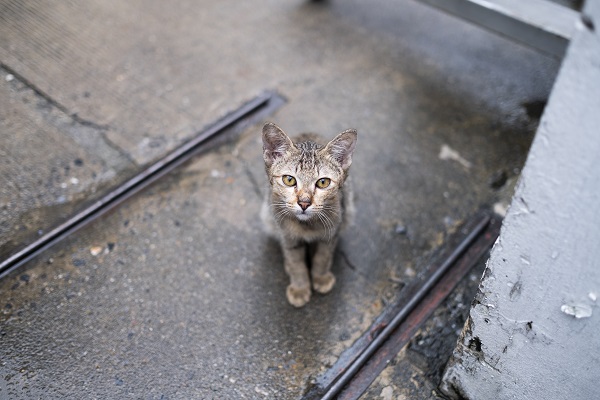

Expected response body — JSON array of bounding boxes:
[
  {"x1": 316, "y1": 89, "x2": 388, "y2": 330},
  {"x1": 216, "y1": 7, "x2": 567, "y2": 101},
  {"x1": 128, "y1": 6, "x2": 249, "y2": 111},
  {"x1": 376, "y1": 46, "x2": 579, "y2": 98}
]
[
  {"x1": 286, "y1": 284, "x2": 311, "y2": 308},
  {"x1": 312, "y1": 272, "x2": 336, "y2": 294}
]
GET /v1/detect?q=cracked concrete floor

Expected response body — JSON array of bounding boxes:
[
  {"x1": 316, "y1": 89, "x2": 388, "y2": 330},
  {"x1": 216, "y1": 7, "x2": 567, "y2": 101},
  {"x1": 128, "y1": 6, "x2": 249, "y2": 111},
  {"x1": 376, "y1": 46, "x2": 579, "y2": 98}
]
[{"x1": 0, "y1": 0, "x2": 559, "y2": 398}]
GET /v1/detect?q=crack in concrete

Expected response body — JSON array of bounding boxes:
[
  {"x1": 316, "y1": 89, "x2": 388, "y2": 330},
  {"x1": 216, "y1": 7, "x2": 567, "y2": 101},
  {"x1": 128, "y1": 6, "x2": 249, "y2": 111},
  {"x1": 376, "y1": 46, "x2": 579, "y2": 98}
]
[
  {"x1": 1, "y1": 63, "x2": 109, "y2": 130},
  {"x1": 336, "y1": 248, "x2": 380, "y2": 281},
  {"x1": 457, "y1": 340, "x2": 502, "y2": 373},
  {"x1": 338, "y1": 249, "x2": 358, "y2": 271},
  {"x1": 1, "y1": 63, "x2": 138, "y2": 167},
  {"x1": 104, "y1": 137, "x2": 137, "y2": 167},
  {"x1": 243, "y1": 164, "x2": 263, "y2": 199}
]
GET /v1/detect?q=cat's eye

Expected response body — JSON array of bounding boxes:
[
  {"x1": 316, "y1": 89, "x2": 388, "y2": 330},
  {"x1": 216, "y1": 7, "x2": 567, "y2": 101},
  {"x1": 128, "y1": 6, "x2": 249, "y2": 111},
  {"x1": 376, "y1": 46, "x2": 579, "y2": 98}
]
[
  {"x1": 316, "y1": 177, "x2": 331, "y2": 189},
  {"x1": 282, "y1": 175, "x2": 297, "y2": 187}
]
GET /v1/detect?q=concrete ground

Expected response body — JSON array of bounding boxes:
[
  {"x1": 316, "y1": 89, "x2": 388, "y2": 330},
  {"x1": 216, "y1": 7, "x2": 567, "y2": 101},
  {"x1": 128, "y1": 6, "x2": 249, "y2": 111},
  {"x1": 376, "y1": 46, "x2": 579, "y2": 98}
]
[{"x1": 1, "y1": 1, "x2": 559, "y2": 398}]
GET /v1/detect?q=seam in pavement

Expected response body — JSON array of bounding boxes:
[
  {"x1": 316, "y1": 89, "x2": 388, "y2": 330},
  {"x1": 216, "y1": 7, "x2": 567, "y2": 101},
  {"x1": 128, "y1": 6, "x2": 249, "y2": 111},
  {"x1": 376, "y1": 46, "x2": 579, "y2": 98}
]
[{"x1": 1, "y1": 62, "x2": 138, "y2": 167}]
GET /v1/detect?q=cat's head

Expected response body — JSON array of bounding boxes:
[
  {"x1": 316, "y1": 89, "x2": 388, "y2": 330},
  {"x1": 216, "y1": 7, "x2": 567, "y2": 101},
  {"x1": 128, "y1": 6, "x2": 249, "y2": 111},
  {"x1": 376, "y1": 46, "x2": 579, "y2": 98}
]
[{"x1": 262, "y1": 122, "x2": 357, "y2": 223}]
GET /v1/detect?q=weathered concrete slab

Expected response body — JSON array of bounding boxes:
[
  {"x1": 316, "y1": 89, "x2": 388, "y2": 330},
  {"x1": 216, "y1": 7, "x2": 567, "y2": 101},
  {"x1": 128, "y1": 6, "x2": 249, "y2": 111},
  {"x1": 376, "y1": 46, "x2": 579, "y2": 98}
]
[
  {"x1": 0, "y1": 68, "x2": 135, "y2": 261},
  {"x1": 0, "y1": 0, "x2": 250, "y2": 166},
  {"x1": 0, "y1": 0, "x2": 558, "y2": 285},
  {"x1": 0, "y1": 0, "x2": 560, "y2": 398},
  {"x1": 440, "y1": 2, "x2": 600, "y2": 399},
  {"x1": 0, "y1": 0, "x2": 298, "y2": 166},
  {"x1": 0, "y1": 0, "x2": 557, "y2": 165}
]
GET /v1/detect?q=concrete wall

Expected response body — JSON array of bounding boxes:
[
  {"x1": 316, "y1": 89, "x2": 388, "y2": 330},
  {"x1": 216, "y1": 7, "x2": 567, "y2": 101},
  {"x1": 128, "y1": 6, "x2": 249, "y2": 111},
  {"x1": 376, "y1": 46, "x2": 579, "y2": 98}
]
[{"x1": 440, "y1": 1, "x2": 600, "y2": 399}]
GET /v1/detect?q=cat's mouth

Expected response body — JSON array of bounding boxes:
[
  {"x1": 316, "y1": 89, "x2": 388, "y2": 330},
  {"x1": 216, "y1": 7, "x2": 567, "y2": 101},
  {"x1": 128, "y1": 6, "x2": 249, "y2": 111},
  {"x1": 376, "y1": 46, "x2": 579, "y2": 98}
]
[
  {"x1": 295, "y1": 211, "x2": 312, "y2": 222},
  {"x1": 296, "y1": 211, "x2": 312, "y2": 221}
]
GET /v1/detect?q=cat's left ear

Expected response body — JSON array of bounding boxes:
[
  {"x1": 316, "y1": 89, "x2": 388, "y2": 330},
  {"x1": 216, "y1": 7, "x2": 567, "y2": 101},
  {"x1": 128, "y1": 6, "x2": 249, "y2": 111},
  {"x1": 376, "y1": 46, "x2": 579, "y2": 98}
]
[{"x1": 324, "y1": 129, "x2": 357, "y2": 170}]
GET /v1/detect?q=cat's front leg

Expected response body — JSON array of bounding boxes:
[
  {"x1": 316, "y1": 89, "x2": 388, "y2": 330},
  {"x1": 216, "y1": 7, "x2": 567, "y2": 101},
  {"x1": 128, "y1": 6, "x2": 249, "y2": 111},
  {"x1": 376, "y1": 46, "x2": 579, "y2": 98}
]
[
  {"x1": 281, "y1": 240, "x2": 311, "y2": 307},
  {"x1": 311, "y1": 239, "x2": 338, "y2": 294}
]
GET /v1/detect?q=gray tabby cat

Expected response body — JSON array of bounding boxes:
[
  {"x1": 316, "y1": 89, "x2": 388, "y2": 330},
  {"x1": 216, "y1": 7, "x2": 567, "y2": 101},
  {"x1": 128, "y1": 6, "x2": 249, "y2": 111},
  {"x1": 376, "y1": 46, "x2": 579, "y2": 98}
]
[{"x1": 261, "y1": 122, "x2": 357, "y2": 307}]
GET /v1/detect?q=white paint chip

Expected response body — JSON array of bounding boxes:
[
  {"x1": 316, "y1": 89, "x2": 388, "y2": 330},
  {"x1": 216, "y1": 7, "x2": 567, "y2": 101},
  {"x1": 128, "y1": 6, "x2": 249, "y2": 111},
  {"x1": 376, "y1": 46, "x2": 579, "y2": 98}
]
[
  {"x1": 561, "y1": 304, "x2": 592, "y2": 319},
  {"x1": 493, "y1": 202, "x2": 508, "y2": 217},
  {"x1": 439, "y1": 144, "x2": 472, "y2": 168},
  {"x1": 589, "y1": 292, "x2": 597, "y2": 302},
  {"x1": 520, "y1": 256, "x2": 531, "y2": 265}
]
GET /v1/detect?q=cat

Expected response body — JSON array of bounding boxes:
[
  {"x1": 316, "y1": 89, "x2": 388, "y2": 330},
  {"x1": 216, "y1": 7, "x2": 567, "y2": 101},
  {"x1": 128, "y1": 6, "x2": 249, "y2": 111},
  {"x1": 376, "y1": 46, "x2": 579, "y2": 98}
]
[{"x1": 261, "y1": 122, "x2": 357, "y2": 307}]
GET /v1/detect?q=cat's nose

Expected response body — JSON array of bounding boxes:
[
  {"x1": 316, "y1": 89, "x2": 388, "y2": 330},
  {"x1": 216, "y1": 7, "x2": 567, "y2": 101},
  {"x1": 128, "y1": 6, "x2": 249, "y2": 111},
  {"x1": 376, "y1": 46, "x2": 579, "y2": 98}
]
[{"x1": 298, "y1": 200, "x2": 311, "y2": 211}]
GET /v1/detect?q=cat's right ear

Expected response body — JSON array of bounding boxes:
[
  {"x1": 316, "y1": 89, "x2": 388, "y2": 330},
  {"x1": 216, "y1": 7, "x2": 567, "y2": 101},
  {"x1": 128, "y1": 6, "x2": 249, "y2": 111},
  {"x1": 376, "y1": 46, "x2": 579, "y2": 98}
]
[{"x1": 262, "y1": 122, "x2": 293, "y2": 168}]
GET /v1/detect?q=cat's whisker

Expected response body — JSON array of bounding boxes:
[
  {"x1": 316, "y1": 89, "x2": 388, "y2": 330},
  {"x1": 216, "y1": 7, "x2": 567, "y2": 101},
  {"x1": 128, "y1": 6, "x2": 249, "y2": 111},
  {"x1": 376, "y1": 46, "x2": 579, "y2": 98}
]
[
  {"x1": 317, "y1": 210, "x2": 337, "y2": 241},
  {"x1": 322, "y1": 212, "x2": 339, "y2": 223},
  {"x1": 320, "y1": 205, "x2": 340, "y2": 216},
  {"x1": 317, "y1": 207, "x2": 340, "y2": 224},
  {"x1": 272, "y1": 205, "x2": 292, "y2": 223},
  {"x1": 316, "y1": 212, "x2": 332, "y2": 240},
  {"x1": 270, "y1": 202, "x2": 289, "y2": 210},
  {"x1": 274, "y1": 208, "x2": 290, "y2": 221}
]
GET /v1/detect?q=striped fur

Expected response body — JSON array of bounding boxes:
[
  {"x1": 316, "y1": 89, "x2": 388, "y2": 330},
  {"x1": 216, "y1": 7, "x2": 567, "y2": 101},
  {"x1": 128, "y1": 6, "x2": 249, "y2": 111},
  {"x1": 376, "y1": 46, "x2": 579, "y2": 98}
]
[{"x1": 261, "y1": 122, "x2": 357, "y2": 307}]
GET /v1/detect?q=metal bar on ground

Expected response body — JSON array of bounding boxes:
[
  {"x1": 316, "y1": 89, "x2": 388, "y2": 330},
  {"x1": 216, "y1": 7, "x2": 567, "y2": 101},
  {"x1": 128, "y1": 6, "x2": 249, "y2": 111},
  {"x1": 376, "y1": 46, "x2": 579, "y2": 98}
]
[
  {"x1": 302, "y1": 211, "x2": 501, "y2": 400},
  {"x1": 305, "y1": 215, "x2": 488, "y2": 398},
  {"x1": 0, "y1": 91, "x2": 285, "y2": 279},
  {"x1": 337, "y1": 214, "x2": 502, "y2": 400},
  {"x1": 414, "y1": 0, "x2": 580, "y2": 58}
]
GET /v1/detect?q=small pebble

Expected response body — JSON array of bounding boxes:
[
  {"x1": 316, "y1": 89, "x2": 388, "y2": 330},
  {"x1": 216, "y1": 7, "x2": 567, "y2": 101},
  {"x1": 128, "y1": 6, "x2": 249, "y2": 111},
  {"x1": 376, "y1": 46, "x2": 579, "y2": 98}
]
[
  {"x1": 90, "y1": 246, "x2": 103, "y2": 256},
  {"x1": 72, "y1": 259, "x2": 86, "y2": 267},
  {"x1": 5, "y1": 74, "x2": 14, "y2": 82},
  {"x1": 493, "y1": 202, "x2": 508, "y2": 217},
  {"x1": 395, "y1": 225, "x2": 407, "y2": 235}
]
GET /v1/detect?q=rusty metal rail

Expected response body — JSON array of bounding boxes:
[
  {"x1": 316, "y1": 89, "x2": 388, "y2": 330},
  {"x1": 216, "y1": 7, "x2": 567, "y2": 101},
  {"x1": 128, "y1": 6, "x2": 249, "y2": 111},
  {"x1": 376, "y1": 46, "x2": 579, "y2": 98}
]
[
  {"x1": 304, "y1": 211, "x2": 502, "y2": 400},
  {"x1": 0, "y1": 91, "x2": 285, "y2": 279}
]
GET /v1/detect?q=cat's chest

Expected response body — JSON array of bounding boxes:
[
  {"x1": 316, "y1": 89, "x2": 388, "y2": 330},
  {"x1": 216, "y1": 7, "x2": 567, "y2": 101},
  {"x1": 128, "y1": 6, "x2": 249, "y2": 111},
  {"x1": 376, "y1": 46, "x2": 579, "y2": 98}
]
[{"x1": 282, "y1": 217, "x2": 334, "y2": 242}]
